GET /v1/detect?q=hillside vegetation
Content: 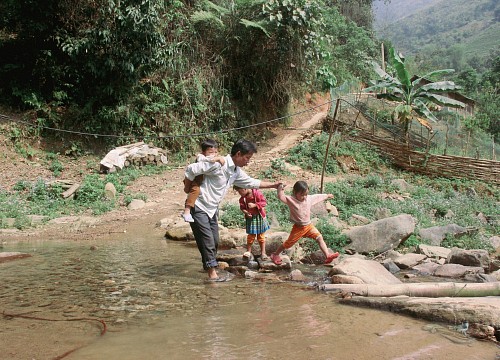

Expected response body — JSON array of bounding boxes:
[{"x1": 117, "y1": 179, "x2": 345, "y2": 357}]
[{"x1": 374, "y1": 0, "x2": 499, "y2": 69}]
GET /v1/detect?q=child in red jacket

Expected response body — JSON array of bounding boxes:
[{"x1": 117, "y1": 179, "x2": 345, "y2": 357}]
[{"x1": 234, "y1": 186, "x2": 270, "y2": 260}]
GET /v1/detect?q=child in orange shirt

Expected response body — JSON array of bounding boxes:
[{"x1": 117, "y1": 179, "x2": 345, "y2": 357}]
[
  {"x1": 270, "y1": 181, "x2": 339, "y2": 265},
  {"x1": 234, "y1": 186, "x2": 270, "y2": 260},
  {"x1": 182, "y1": 139, "x2": 225, "y2": 222}
]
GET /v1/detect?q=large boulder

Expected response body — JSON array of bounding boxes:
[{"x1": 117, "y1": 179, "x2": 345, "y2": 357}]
[
  {"x1": 328, "y1": 257, "x2": 402, "y2": 284},
  {"x1": 344, "y1": 214, "x2": 415, "y2": 255}
]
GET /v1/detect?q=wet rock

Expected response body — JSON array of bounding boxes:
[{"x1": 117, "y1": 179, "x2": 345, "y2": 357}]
[
  {"x1": 164, "y1": 222, "x2": 194, "y2": 241},
  {"x1": 382, "y1": 259, "x2": 400, "y2": 274},
  {"x1": 393, "y1": 253, "x2": 426, "y2": 269},
  {"x1": 0, "y1": 252, "x2": 32, "y2": 262},
  {"x1": 412, "y1": 261, "x2": 440, "y2": 276},
  {"x1": 468, "y1": 323, "x2": 496, "y2": 342},
  {"x1": 300, "y1": 249, "x2": 338, "y2": 265},
  {"x1": 331, "y1": 275, "x2": 365, "y2": 284},
  {"x1": 433, "y1": 263, "x2": 484, "y2": 278},
  {"x1": 289, "y1": 269, "x2": 306, "y2": 281},
  {"x1": 447, "y1": 248, "x2": 490, "y2": 271}
]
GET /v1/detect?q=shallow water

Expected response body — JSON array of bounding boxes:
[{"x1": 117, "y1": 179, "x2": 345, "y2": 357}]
[{"x1": 1, "y1": 225, "x2": 498, "y2": 360}]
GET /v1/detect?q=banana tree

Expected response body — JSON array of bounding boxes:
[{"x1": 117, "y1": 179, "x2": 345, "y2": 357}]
[{"x1": 365, "y1": 47, "x2": 466, "y2": 138}]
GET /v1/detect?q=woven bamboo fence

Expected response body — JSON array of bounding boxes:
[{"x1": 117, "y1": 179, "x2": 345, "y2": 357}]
[{"x1": 348, "y1": 130, "x2": 500, "y2": 185}]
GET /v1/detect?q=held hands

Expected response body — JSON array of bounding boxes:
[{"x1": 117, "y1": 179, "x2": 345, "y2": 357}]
[
  {"x1": 243, "y1": 210, "x2": 252, "y2": 218},
  {"x1": 277, "y1": 182, "x2": 287, "y2": 190}
]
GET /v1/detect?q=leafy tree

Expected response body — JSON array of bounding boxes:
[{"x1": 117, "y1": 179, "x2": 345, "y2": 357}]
[{"x1": 365, "y1": 47, "x2": 466, "y2": 137}]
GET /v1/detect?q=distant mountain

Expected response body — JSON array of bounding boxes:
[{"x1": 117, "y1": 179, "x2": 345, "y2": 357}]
[{"x1": 373, "y1": 0, "x2": 500, "y2": 64}]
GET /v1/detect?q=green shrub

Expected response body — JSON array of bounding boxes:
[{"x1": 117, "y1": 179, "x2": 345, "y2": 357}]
[{"x1": 219, "y1": 203, "x2": 245, "y2": 228}]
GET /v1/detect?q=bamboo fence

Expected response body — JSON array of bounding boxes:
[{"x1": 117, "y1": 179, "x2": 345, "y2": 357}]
[{"x1": 348, "y1": 130, "x2": 500, "y2": 185}]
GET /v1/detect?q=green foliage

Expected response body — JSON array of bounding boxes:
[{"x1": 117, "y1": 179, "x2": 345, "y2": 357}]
[
  {"x1": 302, "y1": 218, "x2": 349, "y2": 254},
  {"x1": 260, "y1": 158, "x2": 292, "y2": 180},
  {"x1": 286, "y1": 132, "x2": 387, "y2": 174},
  {"x1": 375, "y1": 0, "x2": 500, "y2": 71},
  {"x1": 441, "y1": 233, "x2": 494, "y2": 252},
  {"x1": 219, "y1": 203, "x2": 245, "y2": 228},
  {"x1": 46, "y1": 152, "x2": 64, "y2": 177}
]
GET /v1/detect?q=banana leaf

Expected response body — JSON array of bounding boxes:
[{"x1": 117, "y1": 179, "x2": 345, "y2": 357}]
[
  {"x1": 418, "y1": 81, "x2": 462, "y2": 93},
  {"x1": 418, "y1": 92, "x2": 466, "y2": 108},
  {"x1": 390, "y1": 48, "x2": 410, "y2": 88}
]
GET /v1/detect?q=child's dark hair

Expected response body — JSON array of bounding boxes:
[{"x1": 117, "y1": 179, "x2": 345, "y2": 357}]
[
  {"x1": 292, "y1": 181, "x2": 308, "y2": 195},
  {"x1": 201, "y1": 139, "x2": 218, "y2": 152},
  {"x1": 233, "y1": 185, "x2": 243, "y2": 191}
]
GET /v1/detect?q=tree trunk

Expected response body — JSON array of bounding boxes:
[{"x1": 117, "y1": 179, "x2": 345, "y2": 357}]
[{"x1": 319, "y1": 282, "x2": 500, "y2": 297}]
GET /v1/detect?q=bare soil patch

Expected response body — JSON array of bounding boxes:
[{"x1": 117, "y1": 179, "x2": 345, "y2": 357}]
[{"x1": 0, "y1": 95, "x2": 331, "y2": 242}]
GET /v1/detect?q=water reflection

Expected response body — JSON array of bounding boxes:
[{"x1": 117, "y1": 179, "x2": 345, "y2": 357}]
[{"x1": 1, "y1": 230, "x2": 498, "y2": 360}]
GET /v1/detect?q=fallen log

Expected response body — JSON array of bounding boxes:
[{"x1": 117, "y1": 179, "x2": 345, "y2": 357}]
[{"x1": 319, "y1": 282, "x2": 500, "y2": 297}]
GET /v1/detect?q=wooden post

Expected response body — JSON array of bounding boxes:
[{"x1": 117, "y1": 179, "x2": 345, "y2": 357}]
[
  {"x1": 320, "y1": 99, "x2": 340, "y2": 193},
  {"x1": 493, "y1": 135, "x2": 496, "y2": 160},
  {"x1": 444, "y1": 122, "x2": 449, "y2": 155}
]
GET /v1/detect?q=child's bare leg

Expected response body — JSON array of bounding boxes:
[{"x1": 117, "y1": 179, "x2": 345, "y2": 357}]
[
  {"x1": 257, "y1": 233, "x2": 267, "y2": 258},
  {"x1": 315, "y1": 235, "x2": 330, "y2": 256},
  {"x1": 315, "y1": 235, "x2": 339, "y2": 264},
  {"x1": 259, "y1": 242, "x2": 267, "y2": 257}
]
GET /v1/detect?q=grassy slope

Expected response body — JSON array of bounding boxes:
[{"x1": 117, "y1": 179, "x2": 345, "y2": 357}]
[{"x1": 374, "y1": 0, "x2": 499, "y2": 61}]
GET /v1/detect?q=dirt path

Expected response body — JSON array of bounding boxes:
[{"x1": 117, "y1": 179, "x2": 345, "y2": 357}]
[{"x1": 0, "y1": 97, "x2": 330, "y2": 242}]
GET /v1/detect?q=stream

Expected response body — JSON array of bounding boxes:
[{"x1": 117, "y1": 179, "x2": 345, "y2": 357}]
[{"x1": 1, "y1": 223, "x2": 498, "y2": 360}]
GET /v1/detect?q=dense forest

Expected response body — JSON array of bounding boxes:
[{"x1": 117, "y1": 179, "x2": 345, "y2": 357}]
[
  {"x1": 0, "y1": 0, "x2": 377, "y2": 153},
  {"x1": 0, "y1": 0, "x2": 498, "y2": 154}
]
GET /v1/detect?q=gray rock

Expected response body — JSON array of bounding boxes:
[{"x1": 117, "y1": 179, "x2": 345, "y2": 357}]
[
  {"x1": 419, "y1": 224, "x2": 468, "y2": 246},
  {"x1": 345, "y1": 214, "x2": 415, "y2": 255},
  {"x1": 412, "y1": 261, "x2": 440, "y2": 275},
  {"x1": 127, "y1": 199, "x2": 145, "y2": 210},
  {"x1": 393, "y1": 253, "x2": 427, "y2": 269},
  {"x1": 328, "y1": 257, "x2": 402, "y2": 284},
  {"x1": 434, "y1": 263, "x2": 484, "y2": 278},
  {"x1": 447, "y1": 248, "x2": 490, "y2": 271},
  {"x1": 382, "y1": 259, "x2": 400, "y2": 274},
  {"x1": 416, "y1": 244, "x2": 451, "y2": 259},
  {"x1": 104, "y1": 182, "x2": 116, "y2": 199}
]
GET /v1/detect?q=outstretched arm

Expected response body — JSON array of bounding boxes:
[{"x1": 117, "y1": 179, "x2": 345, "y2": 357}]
[
  {"x1": 258, "y1": 181, "x2": 282, "y2": 189},
  {"x1": 277, "y1": 183, "x2": 287, "y2": 202}
]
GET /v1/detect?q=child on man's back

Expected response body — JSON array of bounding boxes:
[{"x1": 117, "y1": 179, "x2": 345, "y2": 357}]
[{"x1": 182, "y1": 139, "x2": 225, "y2": 222}]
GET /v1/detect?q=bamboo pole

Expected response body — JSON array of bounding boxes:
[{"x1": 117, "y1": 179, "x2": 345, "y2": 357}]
[
  {"x1": 319, "y1": 282, "x2": 500, "y2": 297},
  {"x1": 320, "y1": 99, "x2": 340, "y2": 193}
]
